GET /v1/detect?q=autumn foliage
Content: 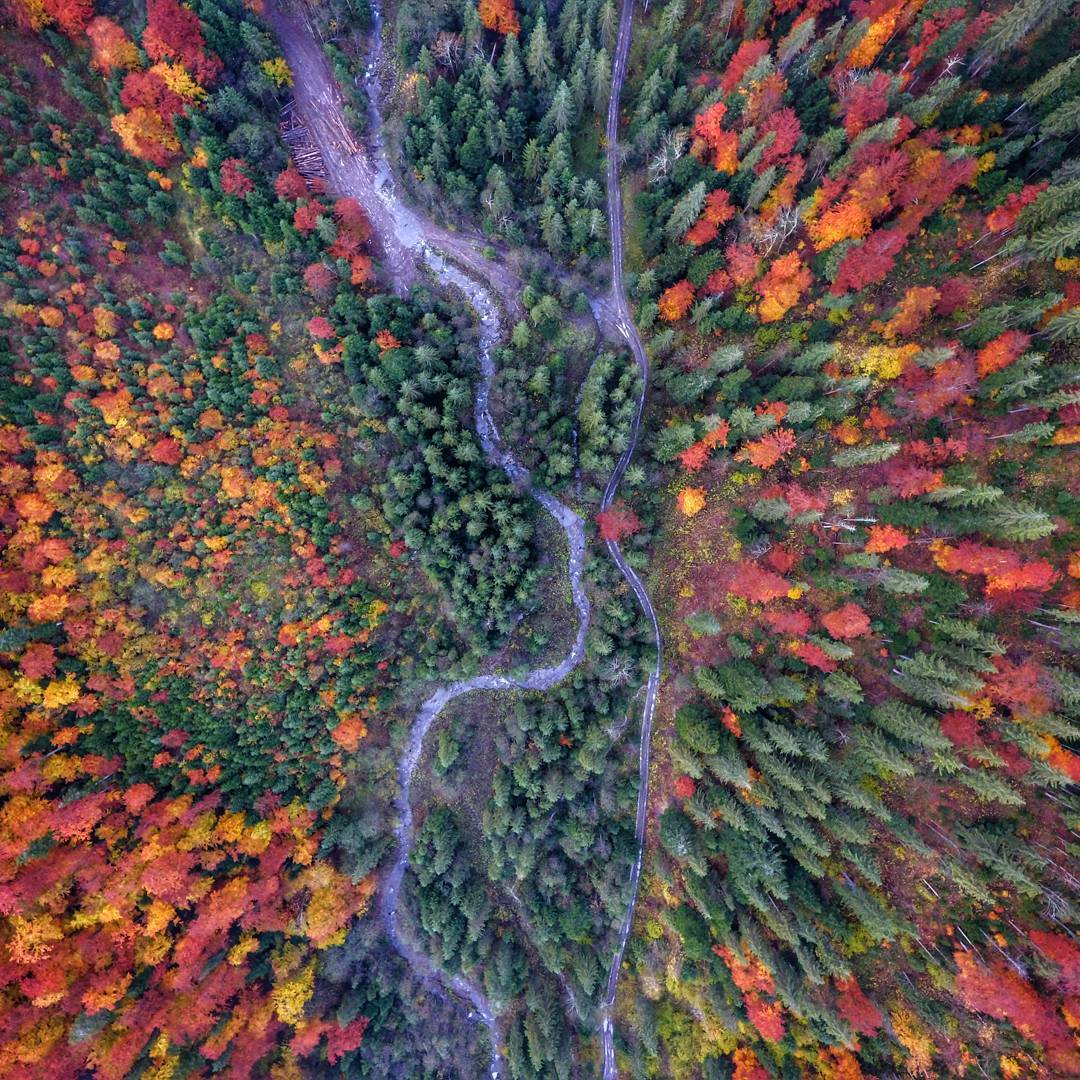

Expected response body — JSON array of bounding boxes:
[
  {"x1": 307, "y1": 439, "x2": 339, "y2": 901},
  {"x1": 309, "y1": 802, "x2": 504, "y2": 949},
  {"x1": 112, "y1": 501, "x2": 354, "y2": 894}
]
[
  {"x1": 955, "y1": 952, "x2": 1080, "y2": 1075},
  {"x1": 679, "y1": 421, "x2": 729, "y2": 472},
  {"x1": 676, "y1": 486, "x2": 706, "y2": 517},
  {"x1": 685, "y1": 189, "x2": 735, "y2": 247},
  {"x1": 976, "y1": 330, "x2": 1031, "y2": 377},
  {"x1": 91, "y1": 0, "x2": 224, "y2": 166},
  {"x1": 86, "y1": 17, "x2": 140, "y2": 72},
  {"x1": 820, "y1": 602, "x2": 871, "y2": 640},
  {"x1": 478, "y1": 0, "x2": 520, "y2": 35},
  {"x1": 691, "y1": 101, "x2": 740, "y2": 174},
  {"x1": 219, "y1": 157, "x2": 254, "y2": 197},
  {"x1": 728, "y1": 561, "x2": 790, "y2": 604},
  {"x1": 756, "y1": 252, "x2": 810, "y2": 323},
  {"x1": 8, "y1": 0, "x2": 1080, "y2": 1076},
  {"x1": 736, "y1": 427, "x2": 796, "y2": 469},
  {"x1": 0, "y1": 22, "x2": 392, "y2": 1071},
  {"x1": 659, "y1": 279, "x2": 696, "y2": 322},
  {"x1": 143, "y1": 0, "x2": 222, "y2": 84},
  {"x1": 641, "y1": 3, "x2": 1080, "y2": 1077},
  {"x1": 596, "y1": 500, "x2": 643, "y2": 541}
]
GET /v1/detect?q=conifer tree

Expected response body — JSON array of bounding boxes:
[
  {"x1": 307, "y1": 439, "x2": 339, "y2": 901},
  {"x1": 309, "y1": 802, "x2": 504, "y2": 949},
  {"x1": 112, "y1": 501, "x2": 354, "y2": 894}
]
[{"x1": 526, "y1": 16, "x2": 554, "y2": 90}]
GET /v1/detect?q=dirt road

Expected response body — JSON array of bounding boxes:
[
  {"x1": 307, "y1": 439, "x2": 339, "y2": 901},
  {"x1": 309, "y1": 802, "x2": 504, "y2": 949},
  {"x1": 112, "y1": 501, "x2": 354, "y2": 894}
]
[{"x1": 266, "y1": 1, "x2": 661, "y2": 1074}]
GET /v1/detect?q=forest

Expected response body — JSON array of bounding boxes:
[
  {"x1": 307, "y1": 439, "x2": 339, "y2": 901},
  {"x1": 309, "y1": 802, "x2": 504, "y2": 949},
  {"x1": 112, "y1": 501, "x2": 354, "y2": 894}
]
[
  {"x1": 1, "y1": 0, "x2": 1078, "y2": 1077},
  {"x1": 606, "y1": 0, "x2": 1080, "y2": 1077}
]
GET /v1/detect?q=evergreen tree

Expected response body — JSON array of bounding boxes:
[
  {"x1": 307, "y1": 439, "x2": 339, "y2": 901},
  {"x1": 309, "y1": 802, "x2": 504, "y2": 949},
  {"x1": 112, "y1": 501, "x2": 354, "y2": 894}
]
[
  {"x1": 526, "y1": 16, "x2": 555, "y2": 90},
  {"x1": 499, "y1": 33, "x2": 525, "y2": 92},
  {"x1": 590, "y1": 48, "x2": 612, "y2": 113}
]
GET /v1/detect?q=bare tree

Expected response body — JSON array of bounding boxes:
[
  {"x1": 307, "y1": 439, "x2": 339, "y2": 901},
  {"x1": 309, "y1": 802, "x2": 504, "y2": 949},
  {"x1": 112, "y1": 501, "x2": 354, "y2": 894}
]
[
  {"x1": 647, "y1": 128, "x2": 688, "y2": 186},
  {"x1": 432, "y1": 31, "x2": 463, "y2": 72}
]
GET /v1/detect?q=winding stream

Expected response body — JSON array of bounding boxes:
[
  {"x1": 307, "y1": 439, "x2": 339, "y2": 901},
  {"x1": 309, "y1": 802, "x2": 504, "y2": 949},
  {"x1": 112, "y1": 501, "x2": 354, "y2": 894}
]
[{"x1": 267, "y1": 0, "x2": 659, "y2": 1075}]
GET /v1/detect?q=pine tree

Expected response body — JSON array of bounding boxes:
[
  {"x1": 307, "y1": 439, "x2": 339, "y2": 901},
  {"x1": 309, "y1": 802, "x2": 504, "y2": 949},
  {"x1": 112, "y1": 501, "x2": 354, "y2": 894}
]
[
  {"x1": 526, "y1": 16, "x2": 554, "y2": 89},
  {"x1": 557, "y1": 0, "x2": 581, "y2": 57},
  {"x1": 540, "y1": 205, "x2": 566, "y2": 254},
  {"x1": 1028, "y1": 214, "x2": 1080, "y2": 259},
  {"x1": 956, "y1": 768, "x2": 1024, "y2": 807},
  {"x1": 879, "y1": 567, "x2": 929, "y2": 594},
  {"x1": 238, "y1": 20, "x2": 274, "y2": 59},
  {"x1": 982, "y1": 501, "x2": 1057, "y2": 541},
  {"x1": 831, "y1": 441, "x2": 901, "y2": 467},
  {"x1": 779, "y1": 13, "x2": 816, "y2": 70},
  {"x1": 632, "y1": 69, "x2": 664, "y2": 128},
  {"x1": 743, "y1": 0, "x2": 770, "y2": 36},
  {"x1": 1047, "y1": 307, "x2": 1080, "y2": 341},
  {"x1": 836, "y1": 881, "x2": 905, "y2": 944},
  {"x1": 1023, "y1": 54, "x2": 1080, "y2": 105},
  {"x1": 417, "y1": 44, "x2": 434, "y2": 79},
  {"x1": 499, "y1": 33, "x2": 525, "y2": 92},
  {"x1": 596, "y1": 0, "x2": 616, "y2": 48},
  {"x1": 851, "y1": 728, "x2": 917, "y2": 778},
  {"x1": 665, "y1": 180, "x2": 707, "y2": 240},
  {"x1": 522, "y1": 138, "x2": 543, "y2": 179},
  {"x1": 546, "y1": 80, "x2": 574, "y2": 134},
  {"x1": 479, "y1": 60, "x2": 499, "y2": 101},
  {"x1": 660, "y1": 806, "x2": 705, "y2": 874},
  {"x1": 822, "y1": 671, "x2": 864, "y2": 704},
  {"x1": 870, "y1": 701, "x2": 951, "y2": 751},
  {"x1": 656, "y1": 0, "x2": 686, "y2": 40},
  {"x1": 590, "y1": 47, "x2": 611, "y2": 113},
  {"x1": 566, "y1": 38, "x2": 591, "y2": 104},
  {"x1": 463, "y1": 4, "x2": 484, "y2": 52},
  {"x1": 976, "y1": 0, "x2": 1075, "y2": 68},
  {"x1": 675, "y1": 703, "x2": 721, "y2": 755},
  {"x1": 1041, "y1": 92, "x2": 1080, "y2": 138},
  {"x1": 1015, "y1": 179, "x2": 1080, "y2": 233},
  {"x1": 836, "y1": 17, "x2": 871, "y2": 67}
]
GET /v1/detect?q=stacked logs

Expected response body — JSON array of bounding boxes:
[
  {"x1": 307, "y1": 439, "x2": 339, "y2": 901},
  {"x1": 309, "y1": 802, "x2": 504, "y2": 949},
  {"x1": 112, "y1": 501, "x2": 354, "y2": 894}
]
[{"x1": 280, "y1": 100, "x2": 327, "y2": 182}]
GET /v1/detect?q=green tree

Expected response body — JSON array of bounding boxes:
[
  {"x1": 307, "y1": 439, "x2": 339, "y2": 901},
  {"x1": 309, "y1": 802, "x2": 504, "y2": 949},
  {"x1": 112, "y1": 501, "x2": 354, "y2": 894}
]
[{"x1": 526, "y1": 16, "x2": 555, "y2": 89}]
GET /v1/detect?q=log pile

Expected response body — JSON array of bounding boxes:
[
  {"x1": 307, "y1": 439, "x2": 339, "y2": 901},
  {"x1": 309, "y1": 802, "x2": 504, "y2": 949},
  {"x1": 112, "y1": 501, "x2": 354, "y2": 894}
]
[{"x1": 280, "y1": 99, "x2": 327, "y2": 183}]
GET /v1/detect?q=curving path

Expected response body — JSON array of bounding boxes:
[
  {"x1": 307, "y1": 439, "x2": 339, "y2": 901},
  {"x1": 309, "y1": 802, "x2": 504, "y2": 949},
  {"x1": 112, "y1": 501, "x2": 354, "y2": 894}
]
[
  {"x1": 597, "y1": 0, "x2": 663, "y2": 1076},
  {"x1": 266, "y1": 0, "x2": 524, "y2": 313},
  {"x1": 267, "y1": 4, "x2": 585, "y2": 1075},
  {"x1": 267, "y1": 0, "x2": 660, "y2": 1075}
]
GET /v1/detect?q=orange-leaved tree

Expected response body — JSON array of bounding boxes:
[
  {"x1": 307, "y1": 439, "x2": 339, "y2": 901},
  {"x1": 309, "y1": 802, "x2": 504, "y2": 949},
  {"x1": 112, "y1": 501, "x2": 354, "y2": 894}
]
[{"x1": 479, "y1": 0, "x2": 520, "y2": 35}]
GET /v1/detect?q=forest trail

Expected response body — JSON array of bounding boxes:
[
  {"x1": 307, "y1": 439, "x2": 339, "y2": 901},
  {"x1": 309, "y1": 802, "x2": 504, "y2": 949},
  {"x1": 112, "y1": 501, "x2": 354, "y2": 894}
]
[
  {"x1": 597, "y1": 0, "x2": 662, "y2": 1076},
  {"x1": 267, "y1": 0, "x2": 660, "y2": 1075},
  {"x1": 267, "y1": 5, "x2": 586, "y2": 1075},
  {"x1": 266, "y1": 0, "x2": 524, "y2": 314}
]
